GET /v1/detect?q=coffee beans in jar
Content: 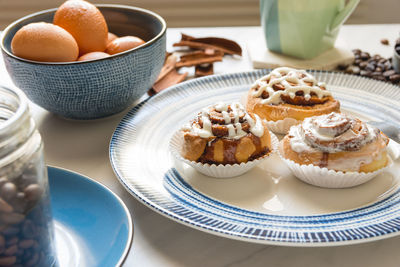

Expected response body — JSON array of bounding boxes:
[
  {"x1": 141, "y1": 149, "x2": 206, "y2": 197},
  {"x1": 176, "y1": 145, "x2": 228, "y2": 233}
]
[{"x1": 0, "y1": 86, "x2": 56, "y2": 266}]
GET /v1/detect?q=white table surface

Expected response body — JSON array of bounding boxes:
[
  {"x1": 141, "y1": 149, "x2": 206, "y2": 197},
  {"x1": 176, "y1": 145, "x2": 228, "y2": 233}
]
[{"x1": 1, "y1": 25, "x2": 400, "y2": 267}]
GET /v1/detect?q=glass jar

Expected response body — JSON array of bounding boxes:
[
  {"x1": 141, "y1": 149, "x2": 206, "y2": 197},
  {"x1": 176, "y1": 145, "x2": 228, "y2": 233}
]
[{"x1": 0, "y1": 85, "x2": 56, "y2": 266}]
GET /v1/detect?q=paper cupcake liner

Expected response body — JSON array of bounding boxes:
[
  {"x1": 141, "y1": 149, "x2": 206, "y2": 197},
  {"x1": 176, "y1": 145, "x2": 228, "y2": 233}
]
[
  {"x1": 278, "y1": 146, "x2": 392, "y2": 188},
  {"x1": 264, "y1": 118, "x2": 301, "y2": 135},
  {"x1": 170, "y1": 131, "x2": 279, "y2": 178}
]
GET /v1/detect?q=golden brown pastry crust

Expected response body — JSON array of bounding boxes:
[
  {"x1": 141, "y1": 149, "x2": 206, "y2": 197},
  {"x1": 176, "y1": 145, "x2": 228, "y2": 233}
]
[
  {"x1": 180, "y1": 103, "x2": 272, "y2": 165},
  {"x1": 280, "y1": 135, "x2": 388, "y2": 172},
  {"x1": 246, "y1": 88, "x2": 340, "y2": 122},
  {"x1": 246, "y1": 67, "x2": 340, "y2": 122},
  {"x1": 279, "y1": 113, "x2": 389, "y2": 173},
  {"x1": 181, "y1": 121, "x2": 271, "y2": 164}
]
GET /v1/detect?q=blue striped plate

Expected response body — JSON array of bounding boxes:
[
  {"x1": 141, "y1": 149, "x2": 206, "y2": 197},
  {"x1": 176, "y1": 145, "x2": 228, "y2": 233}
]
[{"x1": 110, "y1": 70, "x2": 400, "y2": 246}]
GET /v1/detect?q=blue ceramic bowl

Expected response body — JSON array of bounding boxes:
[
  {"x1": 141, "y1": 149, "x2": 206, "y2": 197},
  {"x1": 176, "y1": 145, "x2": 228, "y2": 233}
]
[
  {"x1": 1, "y1": 5, "x2": 166, "y2": 119},
  {"x1": 48, "y1": 166, "x2": 133, "y2": 266}
]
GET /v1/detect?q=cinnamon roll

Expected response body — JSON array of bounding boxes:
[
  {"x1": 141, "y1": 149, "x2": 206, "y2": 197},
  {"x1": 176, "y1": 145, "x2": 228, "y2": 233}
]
[
  {"x1": 179, "y1": 102, "x2": 272, "y2": 165},
  {"x1": 246, "y1": 67, "x2": 340, "y2": 134},
  {"x1": 280, "y1": 112, "x2": 389, "y2": 173}
]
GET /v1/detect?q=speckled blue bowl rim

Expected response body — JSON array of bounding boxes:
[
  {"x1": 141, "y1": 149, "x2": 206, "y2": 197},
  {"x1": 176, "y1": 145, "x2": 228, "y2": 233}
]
[
  {"x1": 0, "y1": 4, "x2": 167, "y2": 65},
  {"x1": 109, "y1": 69, "x2": 400, "y2": 247}
]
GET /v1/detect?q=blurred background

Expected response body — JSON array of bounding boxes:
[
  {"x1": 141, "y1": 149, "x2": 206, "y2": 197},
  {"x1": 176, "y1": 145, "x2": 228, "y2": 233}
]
[{"x1": 0, "y1": 0, "x2": 399, "y2": 30}]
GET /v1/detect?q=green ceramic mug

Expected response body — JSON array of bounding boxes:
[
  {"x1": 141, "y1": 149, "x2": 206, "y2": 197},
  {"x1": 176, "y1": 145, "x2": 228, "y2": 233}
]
[{"x1": 260, "y1": 0, "x2": 359, "y2": 59}]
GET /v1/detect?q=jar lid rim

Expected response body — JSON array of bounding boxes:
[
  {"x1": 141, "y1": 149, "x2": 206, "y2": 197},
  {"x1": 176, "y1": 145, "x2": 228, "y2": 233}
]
[{"x1": 0, "y1": 85, "x2": 29, "y2": 134}]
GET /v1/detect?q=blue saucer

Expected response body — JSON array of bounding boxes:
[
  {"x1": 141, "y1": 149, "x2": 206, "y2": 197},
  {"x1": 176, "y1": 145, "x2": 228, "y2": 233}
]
[{"x1": 48, "y1": 166, "x2": 133, "y2": 266}]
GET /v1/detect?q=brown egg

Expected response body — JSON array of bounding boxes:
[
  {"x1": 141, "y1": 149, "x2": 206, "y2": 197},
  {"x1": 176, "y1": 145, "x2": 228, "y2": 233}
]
[
  {"x1": 11, "y1": 22, "x2": 78, "y2": 62},
  {"x1": 78, "y1": 51, "x2": 109, "y2": 61},
  {"x1": 54, "y1": 0, "x2": 108, "y2": 55},
  {"x1": 107, "y1": 32, "x2": 118, "y2": 44},
  {"x1": 105, "y1": 36, "x2": 145, "y2": 55}
]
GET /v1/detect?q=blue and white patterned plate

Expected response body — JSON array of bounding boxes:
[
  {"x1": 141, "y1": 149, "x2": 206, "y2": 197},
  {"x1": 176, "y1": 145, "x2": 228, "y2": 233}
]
[{"x1": 110, "y1": 70, "x2": 400, "y2": 246}]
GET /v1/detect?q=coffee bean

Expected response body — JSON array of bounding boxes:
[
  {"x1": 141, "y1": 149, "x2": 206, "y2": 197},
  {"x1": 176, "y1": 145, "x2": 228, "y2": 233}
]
[
  {"x1": 389, "y1": 74, "x2": 400, "y2": 83},
  {"x1": 36, "y1": 252, "x2": 45, "y2": 266},
  {"x1": 372, "y1": 55, "x2": 381, "y2": 61},
  {"x1": 368, "y1": 60, "x2": 377, "y2": 66},
  {"x1": 10, "y1": 192, "x2": 27, "y2": 213},
  {"x1": 360, "y1": 70, "x2": 372, "y2": 77},
  {"x1": 18, "y1": 239, "x2": 34, "y2": 249},
  {"x1": 354, "y1": 59, "x2": 362, "y2": 65},
  {"x1": 25, "y1": 252, "x2": 39, "y2": 266},
  {"x1": 381, "y1": 38, "x2": 389, "y2": 45},
  {"x1": 379, "y1": 58, "x2": 387, "y2": 64},
  {"x1": 19, "y1": 175, "x2": 36, "y2": 190},
  {"x1": 5, "y1": 237, "x2": 18, "y2": 247},
  {"x1": 396, "y1": 38, "x2": 400, "y2": 46},
  {"x1": 24, "y1": 185, "x2": 42, "y2": 202},
  {"x1": 359, "y1": 61, "x2": 368, "y2": 69},
  {"x1": 377, "y1": 63, "x2": 385, "y2": 70},
  {"x1": 22, "y1": 221, "x2": 35, "y2": 239},
  {"x1": 373, "y1": 75, "x2": 386, "y2": 81},
  {"x1": 0, "y1": 179, "x2": 7, "y2": 189},
  {"x1": 352, "y1": 49, "x2": 362, "y2": 55},
  {"x1": 366, "y1": 63, "x2": 376, "y2": 72},
  {"x1": 3, "y1": 227, "x2": 19, "y2": 236},
  {"x1": 375, "y1": 67, "x2": 383, "y2": 73},
  {"x1": 32, "y1": 241, "x2": 39, "y2": 251},
  {"x1": 383, "y1": 70, "x2": 396, "y2": 77},
  {"x1": 0, "y1": 213, "x2": 24, "y2": 225},
  {"x1": 0, "y1": 256, "x2": 16, "y2": 266},
  {"x1": 345, "y1": 66, "x2": 354, "y2": 74},
  {"x1": 22, "y1": 250, "x2": 32, "y2": 261},
  {"x1": 338, "y1": 64, "x2": 349, "y2": 70},
  {"x1": 360, "y1": 52, "x2": 370, "y2": 60},
  {"x1": 352, "y1": 66, "x2": 361, "y2": 75},
  {"x1": 0, "y1": 199, "x2": 12, "y2": 213},
  {"x1": 0, "y1": 235, "x2": 4, "y2": 247},
  {"x1": 1, "y1": 183, "x2": 16, "y2": 201},
  {"x1": 4, "y1": 244, "x2": 17, "y2": 256},
  {"x1": 16, "y1": 249, "x2": 23, "y2": 256}
]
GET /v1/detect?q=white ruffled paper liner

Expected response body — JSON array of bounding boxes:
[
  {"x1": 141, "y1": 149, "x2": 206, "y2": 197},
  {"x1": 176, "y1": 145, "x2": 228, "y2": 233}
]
[
  {"x1": 278, "y1": 145, "x2": 393, "y2": 189},
  {"x1": 264, "y1": 118, "x2": 301, "y2": 135},
  {"x1": 170, "y1": 131, "x2": 279, "y2": 178}
]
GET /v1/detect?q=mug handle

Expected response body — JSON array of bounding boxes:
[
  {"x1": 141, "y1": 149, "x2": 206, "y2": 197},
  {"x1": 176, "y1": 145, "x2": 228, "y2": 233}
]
[{"x1": 330, "y1": 0, "x2": 360, "y2": 31}]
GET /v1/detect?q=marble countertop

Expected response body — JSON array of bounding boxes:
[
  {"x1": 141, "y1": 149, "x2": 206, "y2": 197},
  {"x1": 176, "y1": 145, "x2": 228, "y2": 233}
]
[{"x1": 1, "y1": 25, "x2": 400, "y2": 267}]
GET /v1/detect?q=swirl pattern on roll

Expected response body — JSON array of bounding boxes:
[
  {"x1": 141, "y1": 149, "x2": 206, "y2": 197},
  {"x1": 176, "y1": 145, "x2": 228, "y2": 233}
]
[
  {"x1": 251, "y1": 67, "x2": 332, "y2": 105},
  {"x1": 288, "y1": 112, "x2": 379, "y2": 153},
  {"x1": 180, "y1": 102, "x2": 271, "y2": 164},
  {"x1": 182, "y1": 102, "x2": 264, "y2": 140}
]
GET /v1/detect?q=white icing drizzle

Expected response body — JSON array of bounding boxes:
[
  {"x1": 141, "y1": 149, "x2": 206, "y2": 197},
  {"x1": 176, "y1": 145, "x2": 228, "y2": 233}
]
[
  {"x1": 289, "y1": 113, "x2": 378, "y2": 154},
  {"x1": 245, "y1": 113, "x2": 264, "y2": 137},
  {"x1": 215, "y1": 102, "x2": 228, "y2": 112},
  {"x1": 181, "y1": 102, "x2": 264, "y2": 140},
  {"x1": 251, "y1": 67, "x2": 331, "y2": 105},
  {"x1": 221, "y1": 111, "x2": 231, "y2": 124},
  {"x1": 287, "y1": 113, "x2": 385, "y2": 171}
]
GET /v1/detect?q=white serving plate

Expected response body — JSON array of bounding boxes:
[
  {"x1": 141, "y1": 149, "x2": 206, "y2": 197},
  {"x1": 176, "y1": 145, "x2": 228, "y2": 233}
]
[{"x1": 110, "y1": 70, "x2": 400, "y2": 246}]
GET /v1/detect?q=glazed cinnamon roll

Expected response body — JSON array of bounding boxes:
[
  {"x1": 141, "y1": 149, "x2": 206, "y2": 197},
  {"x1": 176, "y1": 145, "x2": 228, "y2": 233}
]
[
  {"x1": 280, "y1": 112, "x2": 389, "y2": 173},
  {"x1": 180, "y1": 102, "x2": 272, "y2": 165},
  {"x1": 246, "y1": 67, "x2": 340, "y2": 134}
]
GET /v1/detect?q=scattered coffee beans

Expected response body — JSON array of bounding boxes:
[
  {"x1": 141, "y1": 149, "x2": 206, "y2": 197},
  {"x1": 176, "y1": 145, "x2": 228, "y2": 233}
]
[
  {"x1": 338, "y1": 48, "x2": 399, "y2": 84},
  {"x1": 381, "y1": 38, "x2": 389, "y2": 45}
]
